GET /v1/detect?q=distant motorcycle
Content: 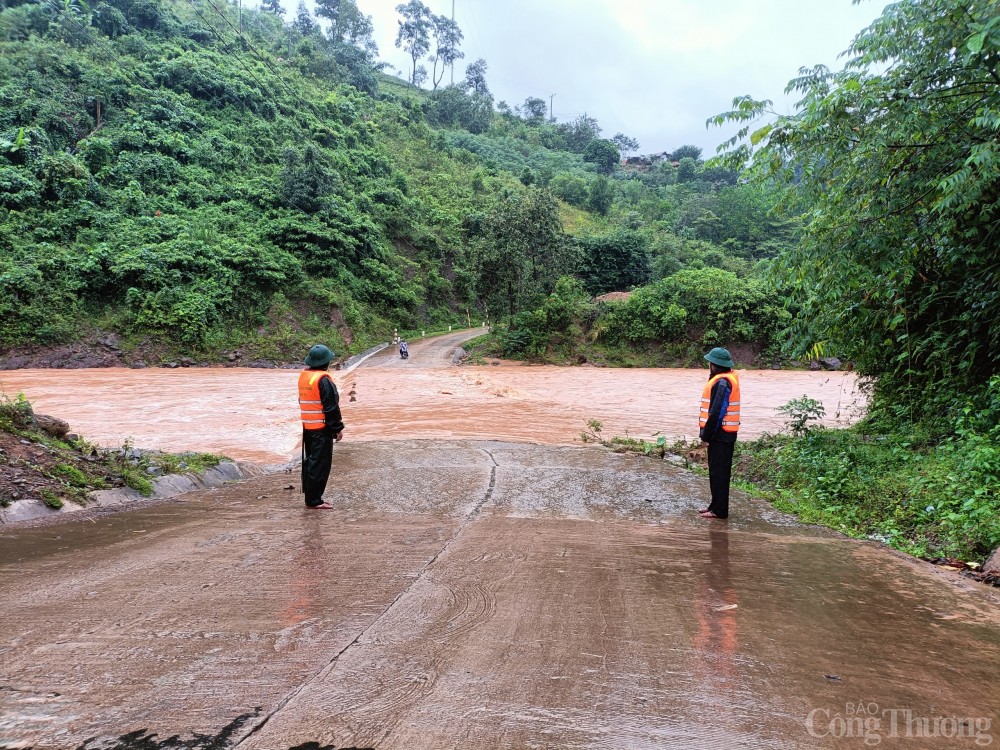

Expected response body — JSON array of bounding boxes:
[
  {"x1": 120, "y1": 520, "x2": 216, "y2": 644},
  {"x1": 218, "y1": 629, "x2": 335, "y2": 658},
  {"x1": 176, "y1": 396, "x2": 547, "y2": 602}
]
[{"x1": 399, "y1": 342, "x2": 409, "y2": 360}]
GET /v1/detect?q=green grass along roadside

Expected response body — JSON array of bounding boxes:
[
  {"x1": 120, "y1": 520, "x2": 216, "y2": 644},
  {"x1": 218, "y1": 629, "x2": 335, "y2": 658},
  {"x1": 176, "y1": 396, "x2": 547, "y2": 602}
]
[
  {"x1": 583, "y1": 408, "x2": 1000, "y2": 574},
  {"x1": 0, "y1": 393, "x2": 224, "y2": 511}
]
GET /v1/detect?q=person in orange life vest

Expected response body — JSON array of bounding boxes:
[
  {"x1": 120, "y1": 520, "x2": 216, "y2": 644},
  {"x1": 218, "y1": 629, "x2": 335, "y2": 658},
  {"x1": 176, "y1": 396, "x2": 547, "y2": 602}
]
[
  {"x1": 698, "y1": 347, "x2": 740, "y2": 520},
  {"x1": 298, "y1": 344, "x2": 345, "y2": 510}
]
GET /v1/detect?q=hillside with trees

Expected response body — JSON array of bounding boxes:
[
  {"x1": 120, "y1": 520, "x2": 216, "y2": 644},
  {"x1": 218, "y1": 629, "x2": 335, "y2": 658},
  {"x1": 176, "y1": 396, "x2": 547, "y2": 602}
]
[{"x1": 0, "y1": 0, "x2": 793, "y2": 366}]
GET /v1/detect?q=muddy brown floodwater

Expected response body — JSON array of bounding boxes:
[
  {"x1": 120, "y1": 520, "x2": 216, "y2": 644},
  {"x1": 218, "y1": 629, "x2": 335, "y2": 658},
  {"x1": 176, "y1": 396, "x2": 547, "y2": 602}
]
[{"x1": 0, "y1": 330, "x2": 865, "y2": 462}]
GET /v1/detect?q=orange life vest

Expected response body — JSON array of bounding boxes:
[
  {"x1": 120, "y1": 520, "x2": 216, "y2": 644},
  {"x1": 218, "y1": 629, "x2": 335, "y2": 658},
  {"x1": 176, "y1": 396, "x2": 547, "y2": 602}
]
[
  {"x1": 699, "y1": 372, "x2": 741, "y2": 433},
  {"x1": 298, "y1": 370, "x2": 332, "y2": 430}
]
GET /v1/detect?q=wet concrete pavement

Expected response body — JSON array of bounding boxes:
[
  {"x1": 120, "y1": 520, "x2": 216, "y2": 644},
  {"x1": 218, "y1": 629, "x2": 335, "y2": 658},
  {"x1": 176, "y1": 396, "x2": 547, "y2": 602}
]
[{"x1": 3, "y1": 441, "x2": 1000, "y2": 749}]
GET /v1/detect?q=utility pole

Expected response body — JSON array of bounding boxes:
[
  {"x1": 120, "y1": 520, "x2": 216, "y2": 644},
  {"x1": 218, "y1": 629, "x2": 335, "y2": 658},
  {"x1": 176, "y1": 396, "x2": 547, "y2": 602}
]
[
  {"x1": 238, "y1": 0, "x2": 245, "y2": 49},
  {"x1": 450, "y1": 0, "x2": 456, "y2": 86},
  {"x1": 549, "y1": 93, "x2": 556, "y2": 122}
]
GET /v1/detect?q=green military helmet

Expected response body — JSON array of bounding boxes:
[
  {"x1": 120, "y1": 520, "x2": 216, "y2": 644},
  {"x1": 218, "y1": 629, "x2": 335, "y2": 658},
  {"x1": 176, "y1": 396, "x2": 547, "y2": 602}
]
[
  {"x1": 704, "y1": 347, "x2": 734, "y2": 368},
  {"x1": 304, "y1": 344, "x2": 336, "y2": 367}
]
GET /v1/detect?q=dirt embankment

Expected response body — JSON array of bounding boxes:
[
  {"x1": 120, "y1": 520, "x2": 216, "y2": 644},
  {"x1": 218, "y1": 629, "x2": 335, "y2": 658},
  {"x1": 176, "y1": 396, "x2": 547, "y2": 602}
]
[
  {"x1": 0, "y1": 412, "x2": 132, "y2": 515},
  {"x1": 0, "y1": 399, "x2": 238, "y2": 524},
  {"x1": 1, "y1": 331, "x2": 303, "y2": 371}
]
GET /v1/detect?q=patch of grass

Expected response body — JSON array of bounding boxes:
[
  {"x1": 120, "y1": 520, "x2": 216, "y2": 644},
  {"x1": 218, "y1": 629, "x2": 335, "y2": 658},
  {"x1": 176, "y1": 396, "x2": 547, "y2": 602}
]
[
  {"x1": 150, "y1": 452, "x2": 224, "y2": 475},
  {"x1": 733, "y1": 425, "x2": 1000, "y2": 563},
  {"x1": 121, "y1": 469, "x2": 154, "y2": 496},
  {"x1": 2, "y1": 395, "x2": 231, "y2": 509},
  {"x1": 40, "y1": 490, "x2": 63, "y2": 509},
  {"x1": 51, "y1": 463, "x2": 90, "y2": 488}
]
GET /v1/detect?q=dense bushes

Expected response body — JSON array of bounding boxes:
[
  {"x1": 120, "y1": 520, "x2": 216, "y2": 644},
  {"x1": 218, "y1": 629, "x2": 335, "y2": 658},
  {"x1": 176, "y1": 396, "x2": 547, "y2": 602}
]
[
  {"x1": 576, "y1": 229, "x2": 649, "y2": 294},
  {"x1": 493, "y1": 277, "x2": 593, "y2": 357},
  {"x1": 737, "y1": 382, "x2": 1000, "y2": 561},
  {"x1": 599, "y1": 268, "x2": 788, "y2": 351}
]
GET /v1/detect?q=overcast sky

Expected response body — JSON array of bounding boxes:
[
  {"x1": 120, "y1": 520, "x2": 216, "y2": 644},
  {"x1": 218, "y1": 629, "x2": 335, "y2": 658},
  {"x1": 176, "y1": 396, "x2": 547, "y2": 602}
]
[{"x1": 287, "y1": 0, "x2": 889, "y2": 156}]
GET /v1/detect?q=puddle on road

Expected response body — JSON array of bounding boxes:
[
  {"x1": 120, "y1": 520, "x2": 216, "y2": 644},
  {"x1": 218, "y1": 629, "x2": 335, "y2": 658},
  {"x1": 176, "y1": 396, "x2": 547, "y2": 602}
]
[{"x1": 0, "y1": 367, "x2": 864, "y2": 463}]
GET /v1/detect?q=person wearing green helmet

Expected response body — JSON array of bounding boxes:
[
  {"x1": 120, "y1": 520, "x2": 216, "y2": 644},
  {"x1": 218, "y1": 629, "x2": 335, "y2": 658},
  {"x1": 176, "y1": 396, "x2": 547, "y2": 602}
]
[
  {"x1": 698, "y1": 347, "x2": 741, "y2": 519},
  {"x1": 297, "y1": 344, "x2": 345, "y2": 510}
]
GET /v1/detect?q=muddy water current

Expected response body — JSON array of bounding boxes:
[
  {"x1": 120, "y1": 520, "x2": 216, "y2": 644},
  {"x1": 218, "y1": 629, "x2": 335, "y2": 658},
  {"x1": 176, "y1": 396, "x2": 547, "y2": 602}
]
[{"x1": 0, "y1": 363, "x2": 864, "y2": 463}]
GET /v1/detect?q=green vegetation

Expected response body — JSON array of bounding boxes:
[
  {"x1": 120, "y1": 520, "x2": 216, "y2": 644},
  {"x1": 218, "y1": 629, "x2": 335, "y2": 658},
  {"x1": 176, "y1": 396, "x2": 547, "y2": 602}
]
[
  {"x1": 733, "y1": 381, "x2": 1000, "y2": 561},
  {"x1": 41, "y1": 489, "x2": 64, "y2": 509},
  {"x1": 577, "y1": 0, "x2": 999, "y2": 564},
  {"x1": 713, "y1": 0, "x2": 999, "y2": 426},
  {"x1": 703, "y1": 0, "x2": 1000, "y2": 562},
  {"x1": 0, "y1": 0, "x2": 793, "y2": 365},
  {"x1": 479, "y1": 267, "x2": 788, "y2": 366},
  {"x1": 774, "y1": 396, "x2": 825, "y2": 437},
  {"x1": 0, "y1": 391, "x2": 33, "y2": 428}
]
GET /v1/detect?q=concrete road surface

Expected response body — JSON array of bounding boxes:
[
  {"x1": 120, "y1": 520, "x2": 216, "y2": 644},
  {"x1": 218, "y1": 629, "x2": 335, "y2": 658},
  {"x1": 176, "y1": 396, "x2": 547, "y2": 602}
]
[
  {"x1": 357, "y1": 328, "x2": 487, "y2": 369},
  {"x1": 3, "y1": 441, "x2": 1000, "y2": 749}
]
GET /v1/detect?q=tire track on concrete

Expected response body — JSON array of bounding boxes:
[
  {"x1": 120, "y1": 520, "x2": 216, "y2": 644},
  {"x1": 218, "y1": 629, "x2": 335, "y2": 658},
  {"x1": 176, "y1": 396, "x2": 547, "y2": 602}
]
[{"x1": 232, "y1": 447, "x2": 500, "y2": 748}]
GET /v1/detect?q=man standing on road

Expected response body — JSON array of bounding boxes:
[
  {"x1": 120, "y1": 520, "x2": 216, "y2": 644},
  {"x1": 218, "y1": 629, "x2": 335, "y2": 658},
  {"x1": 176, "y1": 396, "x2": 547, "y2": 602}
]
[
  {"x1": 298, "y1": 344, "x2": 344, "y2": 510},
  {"x1": 698, "y1": 347, "x2": 740, "y2": 520}
]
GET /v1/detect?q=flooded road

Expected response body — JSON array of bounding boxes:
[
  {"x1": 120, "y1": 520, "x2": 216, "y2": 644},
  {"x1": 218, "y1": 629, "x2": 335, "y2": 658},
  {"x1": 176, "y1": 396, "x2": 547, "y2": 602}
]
[
  {"x1": 4, "y1": 331, "x2": 998, "y2": 749},
  {"x1": 0, "y1": 330, "x2": 864, "y2": 462}
]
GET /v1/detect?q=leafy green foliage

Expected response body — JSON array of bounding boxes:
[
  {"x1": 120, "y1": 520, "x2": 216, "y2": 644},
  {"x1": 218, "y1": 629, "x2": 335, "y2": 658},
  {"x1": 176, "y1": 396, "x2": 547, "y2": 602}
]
[
  {"x1": 776, "y1": 396, "x2": 825, "y2": 436},
  {"x1": 737, "y1": 403, "x2": 1000, "y2": 562},
  {"x1": 582, "y1": 138, "x2": 619, "y2": 174},
  {"x1": 712, "y1": 0, "x2": 1000, "y2": 424},
  {"x1": 468, "y1": 187, "x2": 571, "y2": 320},
  {"x1": 599, "y1": 268, "x2": 788, "y2": 349},
  {"x1": 493, "y1": 276, "x2": 593, "y2": 357},
  {"x1": 0, "y1": 392, "x2": 33, "y2": 429},
  {"x1": 576, "y1": 229, "x2": 649, "y2": 294},
  {"x1": 0, "y1": 0, "x2": 461, "y2": 353}
]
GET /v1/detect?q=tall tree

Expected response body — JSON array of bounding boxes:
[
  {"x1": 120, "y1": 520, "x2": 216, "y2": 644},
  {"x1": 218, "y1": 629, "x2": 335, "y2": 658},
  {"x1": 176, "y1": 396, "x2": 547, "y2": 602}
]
[
  {"x1": 711, "y1": 0, "x2": 1000, "y2": 420},
  {"x1": 521, "y1": 96, "x2": 547, "y2": 125},
  {"x1": 557, "y1": 114, "x2": 601, "y2": 153},
  {"x1": 670, "y1": 144, "x2": 702, "y2": 161},
  {"x1": 583, "y1": 139, "x2": 620, "y2": 174},
  {"x1": 612, "y1": 133, "x2": 639, "y2": 158},
  {"x1": 473, "y1": 188, "x2": 569, "y2": 320},
  {"x1": 429, "y1": 13, "x2": 463, "y2": 90},
  {"x1": 292, "y1": 0, "x2": 315, "y2": 35},
  {"x1": 315, "y1": 0, "x2": 376, "y2": 53},
  {"x1": 314, "y1": 0, "x2": 341, "y2": 31},
  {"x1": 344, "y1": 8, "x2": 376, "y2": 54},
  {"x1": 259, "y1": 0, "x2": 284, "y2": 17},
  {"x1": 395, "y1": 0, "x2": 432, "y2": 85},
  {"x1": 463, "y1": 58, "x2": 490, "y2": 98},
  {"x1": 587, "y1": 175, "x2": 614, "y2": 215}
]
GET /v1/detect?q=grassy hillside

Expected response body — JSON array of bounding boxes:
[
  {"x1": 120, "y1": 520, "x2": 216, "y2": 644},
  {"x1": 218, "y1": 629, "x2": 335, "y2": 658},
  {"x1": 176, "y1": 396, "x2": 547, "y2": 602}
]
[{"x1": 0, "y1": 0, "x2": 793, "y2": 365}]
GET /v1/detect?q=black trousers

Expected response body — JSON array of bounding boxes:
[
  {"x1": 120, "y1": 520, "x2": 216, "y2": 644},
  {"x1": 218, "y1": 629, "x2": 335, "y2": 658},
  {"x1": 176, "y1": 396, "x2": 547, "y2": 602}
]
[
  {"x1": 707, "y1": 440, "x2": 736, "y2": 519},
  {"x1": 301, "y1": 428, "x2": 334, "y2": 506}
]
